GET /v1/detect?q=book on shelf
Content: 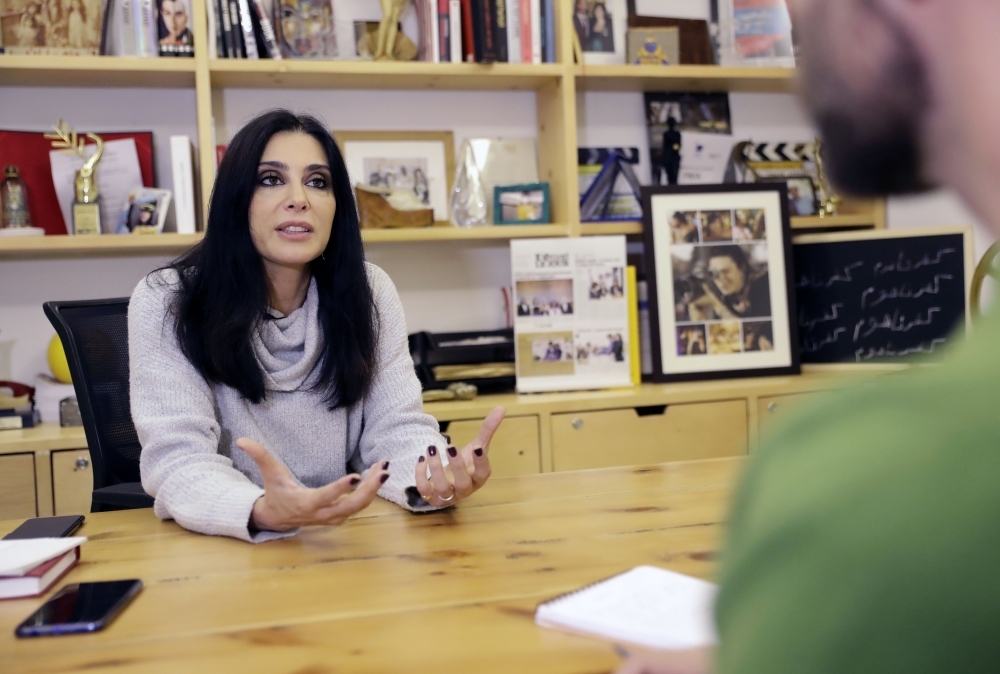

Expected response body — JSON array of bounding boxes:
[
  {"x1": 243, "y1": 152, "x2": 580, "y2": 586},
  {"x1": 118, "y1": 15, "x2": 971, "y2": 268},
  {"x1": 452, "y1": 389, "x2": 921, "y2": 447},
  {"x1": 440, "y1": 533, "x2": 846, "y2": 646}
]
[
  {"x1": 528, "y1": 0, "x2": 541, "y2": 63},
  {"x1": 505, "y1": 0, "x2": 520, "y2": 63},
  {"x1": 235, "y1": 0, "x2": 260, "y2": 58},
  {"x1": 249, "y1": 0, "x2": 281, "y2": 59},
  {"x1": 169, "y1": 136, "x2": 197, "y2": 235},
  {"x1": 437, "y1": 0, "x2": 452, "y2": 62},
  {"x1": 0, "y1": 549, "x2": 79, "y2": 601},
  {"x1": 543, "y1": 0, "x2": 554, "y2": 63},
  {"x1": 493, "y1": 0, "x2": 507, "y2": 62},
  {"x1": 518, "y1": 0, "x2": 531, "y2": 63},
  {"x1": 156, "y1": 0, "x2": 195, "y2": 57},
  {"x1": 448, "y1": 0, "x2": 462, "y2": 63}
]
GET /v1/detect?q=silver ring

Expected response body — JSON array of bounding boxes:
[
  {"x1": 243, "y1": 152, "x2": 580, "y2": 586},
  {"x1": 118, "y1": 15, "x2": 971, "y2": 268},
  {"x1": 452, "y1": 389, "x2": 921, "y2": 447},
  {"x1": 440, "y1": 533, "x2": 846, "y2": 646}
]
[{"x1": 437, "y1": 489, "x2": 456, "y2": 502}]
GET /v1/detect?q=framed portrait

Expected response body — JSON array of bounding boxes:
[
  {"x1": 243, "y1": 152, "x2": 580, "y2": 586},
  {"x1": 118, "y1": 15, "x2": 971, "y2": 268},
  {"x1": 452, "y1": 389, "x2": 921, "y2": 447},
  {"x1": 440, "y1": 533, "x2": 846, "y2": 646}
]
[
  {"x1": 335, "y1": 131, "x2": 455, "y2": 223},
  {"x1": 641, "y1": 183, "x2": 800, "y2": 383},
  {"x1": 573, "y1": 0, "x2": 628, "y2": 65},
  {"x1": 494, "y1": 183, "x2": 550, "y2": 225},
  {"x1": 717, "y1": 0, "x2": 796, "y2": 68}
]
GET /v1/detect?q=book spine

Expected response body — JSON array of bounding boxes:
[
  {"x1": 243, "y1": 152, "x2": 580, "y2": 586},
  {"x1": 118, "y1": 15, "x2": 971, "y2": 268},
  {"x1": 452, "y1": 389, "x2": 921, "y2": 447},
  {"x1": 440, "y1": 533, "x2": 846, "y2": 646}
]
[
  {"x1": 228, "y1": 0, "x2": 245, "y2": 57},
  {"x1": 519, "y1": 0, "x2": 531, "y2": 64},
  {"x1": 449, "y1": 0, "x2": 462, "y2": 63},
  {"x1": 99, "y1": 0, "x2": 114, "y2": 54},
  {"x1": 627, "y1": 266, "x2": 641, "y2": 385},
  {"x1": 538, "y1": 0, "x2": 545, "y2": 63},
  {"x1": 250, "y1": 0, "x2": 280, "y2": 59},
  {"x1": 430, "y1": 0, "x2": 440, "y2": 62},
  {"x1": 529, "y1": 0, "x2": 541, "y2": 64},
  {"x1": 460, "y1": 0, "x2": 475, "y2": 62},
  {"x1": 132, "y1": 0, "x2": 146, "y2": 56},
  {"x1": 141, "y1": 0, "x2": 157, "y2": 56},
  {"x1": 170, "y1": 136, "x2": 197, "y2": 234},
  {"x1": 544, "y1": 0, "x2": 554, "y2": 62},
  {"x1": 117, "y1": 0, "x2": 136, "y2": 55},
  {"x1": 217, "y1": 0, "x2": 232, "y2": 57},
  {"x1": 505, "y1": 0, "x2": 520, "y2": 64},
  {"x1": 236, "y1": 0, "x2": 259, "y2": 58},
  {"x1": 470, "y1": 0, "x2": 496, "y2": 63},
  {"x1": 437, "y1": 0, "x2": 450, "y2": 62},
  {"x1": 493, "y1": 0, "x2": 507, "y2": 62},
  {"x1": 206, "y1": 0, "x2": 218, "y2": 58}
]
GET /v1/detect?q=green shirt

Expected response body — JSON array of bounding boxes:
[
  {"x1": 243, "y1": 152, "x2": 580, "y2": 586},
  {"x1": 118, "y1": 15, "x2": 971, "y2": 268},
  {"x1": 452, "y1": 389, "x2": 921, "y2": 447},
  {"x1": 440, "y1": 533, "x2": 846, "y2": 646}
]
[{"x1": 715, "y1": 312, "x2": 1000, "y2": 674}]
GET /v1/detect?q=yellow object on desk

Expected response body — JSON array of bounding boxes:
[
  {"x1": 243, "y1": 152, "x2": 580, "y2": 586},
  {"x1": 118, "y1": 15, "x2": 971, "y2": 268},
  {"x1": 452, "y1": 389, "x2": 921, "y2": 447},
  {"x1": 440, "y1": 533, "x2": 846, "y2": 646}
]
[
  {"x1": 46, "y1": 336, "x2": 72, "y2": 384},
  {"x1": 0, "y1": 458, "x2": 744, "y2": 673}
]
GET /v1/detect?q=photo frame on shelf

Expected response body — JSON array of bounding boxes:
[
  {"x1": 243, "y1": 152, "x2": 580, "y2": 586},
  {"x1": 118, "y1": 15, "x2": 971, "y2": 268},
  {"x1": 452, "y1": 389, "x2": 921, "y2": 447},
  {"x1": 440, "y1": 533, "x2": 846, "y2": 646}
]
[
  {"x1": 335, "y1": 131, "x2": 455, "y2": 223},
  {"x1": 494, "y1": 183, "x2": 551, "y2": 225},
  {"x1": 716, "y1": 0, "x2": 796, "y2": 68},
  {"x1": 0, "y1": 0, "x2": 107, "y2": 55},
  {"x1": 642, "y1": 183, "x2": 800, "y2": 383},
  {"x1": 574, "y1": 0, "x2": 628, "y2": 65}
]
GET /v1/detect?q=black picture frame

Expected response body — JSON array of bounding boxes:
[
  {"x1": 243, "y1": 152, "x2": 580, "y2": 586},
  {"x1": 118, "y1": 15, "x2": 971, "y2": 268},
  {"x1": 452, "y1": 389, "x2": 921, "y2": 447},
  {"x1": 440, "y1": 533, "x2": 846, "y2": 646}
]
[{"x1": 641, "y1": 183, "x2": 801, "y2": 383}]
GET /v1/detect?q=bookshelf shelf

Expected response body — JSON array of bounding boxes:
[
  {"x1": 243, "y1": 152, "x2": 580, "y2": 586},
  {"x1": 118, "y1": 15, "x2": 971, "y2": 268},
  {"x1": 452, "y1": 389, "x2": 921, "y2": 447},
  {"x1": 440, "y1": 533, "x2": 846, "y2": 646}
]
[
  {"x1": 209, "y1": 60, "x2": 566, "y2": 91},
  {"x1": 580, "y1": 214, "x2": 882, "y2": 237},
  {"x1": 0, "y1": 233, "x2": 204, "y2": 260},
  {"x1": 362, "y1": 224, "x2": 569, "y2": 243},
  {"x1": 576, "y1": 65, "x2": 797, "y2": 93},
  {"x1": 0, "y1": 55, "x2": 197, "y2": 88}
]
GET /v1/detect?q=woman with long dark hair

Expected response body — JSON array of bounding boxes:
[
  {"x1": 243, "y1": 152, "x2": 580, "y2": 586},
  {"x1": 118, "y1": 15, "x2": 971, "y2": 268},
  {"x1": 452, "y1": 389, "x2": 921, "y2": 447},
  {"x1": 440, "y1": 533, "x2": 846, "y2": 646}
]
[{"x1": 129, "y1": 110, "x2": 504, "y2": 542}]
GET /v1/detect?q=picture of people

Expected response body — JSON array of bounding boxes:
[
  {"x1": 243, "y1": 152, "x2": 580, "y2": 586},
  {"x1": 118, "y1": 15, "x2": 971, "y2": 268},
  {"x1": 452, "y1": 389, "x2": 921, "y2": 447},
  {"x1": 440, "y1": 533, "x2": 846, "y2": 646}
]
[
  {"x1": 587, "y1": 267, "x2": 624, "y2": 300},
  {"x1": 498, "y1": 187, "x2": 546, "y2": 223},
  {"x1": 516, "y1": 279, "x2": 575, "y2": 317},
  {"x1": 708, "y1": 322, "x2": 742, "y2": 355},
  {"x1": 516, "y1": 332, "x2": 575, "y2": 378},
  {"x1": 574, "y1": 0, "x2": 614, "y2": 53},
  {"x1": 672, "y1": 244, "x2": 772, "y2": 321},
  {"x1": 701, "y1": 210, "x2": 733, "y2": 242},
  {"x1": 117, "y1": 188, "x2": 170, "y2": 235},
  {"x1": 676, "y1": 325, "x2": 707, "y2": 356},
  {"x1": 669, "y1": 211, "x2": 700, "y2": 244},
  {"x1": 364, "y1": 158, "x2": 430, "y2": 205},
  {"x1": 575, "y1": 332, "x2": 626, "y2": 364},
  {"x1": 734, "y1": 209, "x2": 766, "y2": 241},
  {"x1": 743, "y1": 321, "x2": 775, "y2": 352},
  {"x1": 787, "y1": 177, "x2": 818, "y2": 216},
  {"x1": 274, "y1": 0, "x2": 337, "y2": 58},
  {"x1": 157, "y1": 0, "x2": 194, "y2": 55},
  {"x1": 2, "y1": 0, "x2": 105, "y2": 52}
]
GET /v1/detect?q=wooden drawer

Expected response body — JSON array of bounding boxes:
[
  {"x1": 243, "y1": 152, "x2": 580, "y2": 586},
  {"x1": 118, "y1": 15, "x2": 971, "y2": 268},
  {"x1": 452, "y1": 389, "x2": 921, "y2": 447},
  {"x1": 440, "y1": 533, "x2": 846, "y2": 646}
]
[
  {"x1": 440, "y1": 416, "x2": 541, "y2": 476},
  {"x1": 52, "y1": 449, "x2": 93, "y2": 516},
  {"x1": 551, "y1": 401, "x2": 748, "y2": 472},
  {"x1": 758, "y1": 392, "x2": 826, "y2": 444},
  {"x1": 0, "y1": 453, "x2": 37, "y2": 519}
]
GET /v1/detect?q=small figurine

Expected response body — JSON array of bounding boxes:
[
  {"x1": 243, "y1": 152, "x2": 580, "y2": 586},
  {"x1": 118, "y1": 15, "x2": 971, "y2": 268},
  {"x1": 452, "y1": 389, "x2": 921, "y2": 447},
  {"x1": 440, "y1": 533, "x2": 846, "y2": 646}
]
[
  {"x1": 1, "y1": 166, "x2": 33, "y2": 229},
  {"x1": 375, "y1": 0, "x2": 409, "y2": 60},
  {"x1": 661, "y1": 118, "x2": 682, "y2": 186}
]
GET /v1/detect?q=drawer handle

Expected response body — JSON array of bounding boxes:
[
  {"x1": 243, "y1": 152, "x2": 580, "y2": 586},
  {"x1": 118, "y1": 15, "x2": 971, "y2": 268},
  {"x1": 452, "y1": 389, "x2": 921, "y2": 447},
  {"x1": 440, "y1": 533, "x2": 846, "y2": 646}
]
[
  {"x1": 767, "y1": 403, "x2": 778, "y2": 414},
  {"x1": 572, "y1": 418, "x2": 584, "y2": 430},
  {"x1": 635, "y1": 405, "x2": 668, "y2": 417},
  {"x1": 74, "y1": 457, "x2": 90, "y2": 471}
]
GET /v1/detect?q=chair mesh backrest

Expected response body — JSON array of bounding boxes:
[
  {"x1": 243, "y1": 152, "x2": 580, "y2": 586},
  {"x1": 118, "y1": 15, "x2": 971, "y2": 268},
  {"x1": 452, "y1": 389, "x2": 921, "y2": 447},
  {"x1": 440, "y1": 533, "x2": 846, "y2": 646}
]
[{"x1": 47, "y1": 300, "x2": 140, "y2": 488}]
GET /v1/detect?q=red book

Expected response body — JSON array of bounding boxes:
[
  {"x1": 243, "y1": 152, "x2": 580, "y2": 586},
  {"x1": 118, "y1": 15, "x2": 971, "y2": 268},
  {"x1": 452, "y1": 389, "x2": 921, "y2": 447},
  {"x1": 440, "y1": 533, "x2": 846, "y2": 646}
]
[
  {"x1": 0, "y1": 548, "x2": 79, "y2": 601},
  {"x1": 460, "y1": 0, "x2": 475, "y2": 62},
  {"x1": 519, "y1": 0, "x2": 532, "y2": 64}
]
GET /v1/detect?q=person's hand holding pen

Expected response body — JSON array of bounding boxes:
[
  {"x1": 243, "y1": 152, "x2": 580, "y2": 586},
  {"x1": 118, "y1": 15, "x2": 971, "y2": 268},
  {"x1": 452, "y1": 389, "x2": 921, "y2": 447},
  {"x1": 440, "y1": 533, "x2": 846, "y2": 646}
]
[
  {"x1": 613, "y1": 645, "x2": 713, "y2": 674},
  {"x1": 416, "y1": 406, "x2": 505, "y2": 506}
]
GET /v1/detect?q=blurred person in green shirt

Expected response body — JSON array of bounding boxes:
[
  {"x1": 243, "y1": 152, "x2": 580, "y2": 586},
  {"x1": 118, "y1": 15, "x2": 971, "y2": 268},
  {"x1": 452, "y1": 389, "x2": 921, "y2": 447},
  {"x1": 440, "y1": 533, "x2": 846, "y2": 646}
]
[{"x1": 617, "y1": 0, "x2": 1000, "y2": 672}]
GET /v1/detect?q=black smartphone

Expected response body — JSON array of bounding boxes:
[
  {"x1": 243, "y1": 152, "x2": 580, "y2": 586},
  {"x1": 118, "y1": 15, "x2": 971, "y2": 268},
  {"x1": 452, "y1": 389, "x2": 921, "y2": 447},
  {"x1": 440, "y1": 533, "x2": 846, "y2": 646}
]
[
  {"x1": 3, "y1": 515, "x2": 85, "y2": 540},
  {"x1": 15, "y1": 580, "x2": 143, "y2": 638}
]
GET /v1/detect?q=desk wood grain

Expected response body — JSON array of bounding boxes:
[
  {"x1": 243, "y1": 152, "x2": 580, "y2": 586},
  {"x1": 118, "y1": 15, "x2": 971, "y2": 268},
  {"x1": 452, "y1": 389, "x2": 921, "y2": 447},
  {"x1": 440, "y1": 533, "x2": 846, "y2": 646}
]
[{"x1": 0, "y1": 458, "x2": 745, "y2": 674}]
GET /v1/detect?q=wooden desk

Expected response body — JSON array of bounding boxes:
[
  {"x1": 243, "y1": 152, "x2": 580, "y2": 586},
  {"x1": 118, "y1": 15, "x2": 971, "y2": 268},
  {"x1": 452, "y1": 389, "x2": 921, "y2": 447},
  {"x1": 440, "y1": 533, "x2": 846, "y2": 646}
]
[{"x1": 0, "y1": 457, "x2": 744, "y2": 674}]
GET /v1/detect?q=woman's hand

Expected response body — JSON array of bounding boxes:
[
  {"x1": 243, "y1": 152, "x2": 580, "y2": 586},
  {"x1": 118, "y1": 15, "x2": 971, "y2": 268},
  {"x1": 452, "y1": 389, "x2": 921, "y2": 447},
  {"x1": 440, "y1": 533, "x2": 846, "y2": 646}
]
[
  {"x1": 237, "y1": 437, "x2": 390, "y2": 532},
  {"x1": 415, "y1": 406, "x2": 505, "y2": 507}
]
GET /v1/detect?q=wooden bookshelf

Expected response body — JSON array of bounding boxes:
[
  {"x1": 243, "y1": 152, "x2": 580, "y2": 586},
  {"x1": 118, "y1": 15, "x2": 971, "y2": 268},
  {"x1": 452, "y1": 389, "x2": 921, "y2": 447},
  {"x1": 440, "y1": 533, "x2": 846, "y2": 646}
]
[
  {"x1": 0, "y1": 233, "x2": 203, "y2": 260},
  {"x1": 0, "y1": 55, "x2": 197, "y2": 88},
  {"x1": 579, "y1": 213, "x2": 883, "y2": 237},
  {"x1": 576, "y1": 64, "x2": 797, "y2": 93},
  {"x1": 209, "y1": 59, "x2": 565, "y2": 91},
  {"x1": 362, "y1": 224, "x2": 570, "y2": 243}
]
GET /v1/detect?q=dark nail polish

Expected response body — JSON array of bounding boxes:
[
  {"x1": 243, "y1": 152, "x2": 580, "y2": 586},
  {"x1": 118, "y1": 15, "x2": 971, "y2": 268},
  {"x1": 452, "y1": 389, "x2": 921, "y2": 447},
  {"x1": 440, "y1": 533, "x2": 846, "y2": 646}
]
[
  {"x1": 428, "y1": 446, "x2": 437, "y2": 457},
  {"x1": 447, "y1": 446, "x2": 458, "y2": 458},
  {"x1": 383, "y1": 460, "x2": 390, "y2": 470},
  {"x1": 474, "y1": 448, "x2": 484, "y2": 457},
  {"x1": 380, "y1": 473, "x2": 390, "y2": 484},
  {"x1": 427, "y1": 445, "x2": 436, "y2": 452},
  {"x1": 418, "y1": 456, "x2": 425, "y2": 463},
  {"x1": 350, "y1": 477, "x2": 361, "y2": 486}
]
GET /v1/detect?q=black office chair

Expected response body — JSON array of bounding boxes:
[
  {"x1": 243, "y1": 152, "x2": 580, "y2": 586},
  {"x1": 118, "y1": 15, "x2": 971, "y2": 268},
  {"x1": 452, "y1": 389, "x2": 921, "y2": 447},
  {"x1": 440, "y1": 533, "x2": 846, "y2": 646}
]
[{"x1": 43, "y1": 299, "x2": 154, "y2": 512}]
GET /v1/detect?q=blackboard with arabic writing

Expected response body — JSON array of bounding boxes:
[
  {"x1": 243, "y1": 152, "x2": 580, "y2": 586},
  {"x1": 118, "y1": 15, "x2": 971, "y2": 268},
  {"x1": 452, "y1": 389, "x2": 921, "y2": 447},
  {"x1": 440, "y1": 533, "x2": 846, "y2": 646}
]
[{"x1": 792, "y1": 232, "x2": 967, "y2": 364}]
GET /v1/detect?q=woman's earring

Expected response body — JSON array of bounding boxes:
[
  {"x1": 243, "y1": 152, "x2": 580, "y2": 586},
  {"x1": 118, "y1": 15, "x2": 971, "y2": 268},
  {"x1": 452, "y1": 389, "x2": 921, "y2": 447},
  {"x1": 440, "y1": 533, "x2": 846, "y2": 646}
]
[{"x1": 321, "y1": 252, "x2": 327, "y2": 262}]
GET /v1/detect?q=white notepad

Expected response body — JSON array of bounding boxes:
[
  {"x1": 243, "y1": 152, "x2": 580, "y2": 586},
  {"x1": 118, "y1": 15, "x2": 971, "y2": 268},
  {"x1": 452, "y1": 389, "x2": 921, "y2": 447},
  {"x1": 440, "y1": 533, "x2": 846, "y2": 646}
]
[{"x1": 535, "y1": 566, "x2": 718, "y2": 650}]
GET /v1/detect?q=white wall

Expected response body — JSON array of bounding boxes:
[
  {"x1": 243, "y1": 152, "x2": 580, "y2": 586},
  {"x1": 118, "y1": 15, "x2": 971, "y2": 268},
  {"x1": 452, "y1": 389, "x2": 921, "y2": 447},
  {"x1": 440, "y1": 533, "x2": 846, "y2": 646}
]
[{"x1": 0, "y1": 86, "x2": 991, "y2": 384}]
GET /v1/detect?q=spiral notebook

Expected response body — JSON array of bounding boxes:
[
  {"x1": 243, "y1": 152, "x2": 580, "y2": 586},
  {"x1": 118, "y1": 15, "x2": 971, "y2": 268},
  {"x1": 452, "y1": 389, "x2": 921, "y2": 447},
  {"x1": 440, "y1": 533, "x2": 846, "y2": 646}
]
[{"x1": 534, "y1": 566, "x2": 718, "y2": 650}]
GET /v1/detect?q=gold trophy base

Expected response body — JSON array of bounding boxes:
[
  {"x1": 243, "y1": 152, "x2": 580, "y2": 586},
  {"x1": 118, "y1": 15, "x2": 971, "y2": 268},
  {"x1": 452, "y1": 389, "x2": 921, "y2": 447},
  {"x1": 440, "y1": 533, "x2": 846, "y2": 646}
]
[{"x1": 72, "y1": 202, "x2": 101, "y2": 236}]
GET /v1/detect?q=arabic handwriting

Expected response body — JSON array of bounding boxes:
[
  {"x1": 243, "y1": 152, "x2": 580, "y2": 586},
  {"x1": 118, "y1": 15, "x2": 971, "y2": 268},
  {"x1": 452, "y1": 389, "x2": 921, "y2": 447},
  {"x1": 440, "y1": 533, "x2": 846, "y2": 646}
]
[
  {"x1": 797, "y1": 262, "x2": 864, "y2": 290},
  {"x1": 873, "y1": 249, "x2": 956, "y2": 277},
  {"x1": 799, "y1": 303, "x2": 845, "y2": 331},
  {"x1": 802, "y1": 327, "x2": 847, "y2": 354},
  {"x1": 854, "y1": 339, "x2": 948, "y2": 362},
  {"x1": 852, "y1": 308, "x2": 942, "y2": 343},
  {"x1": 860, "y1": 274, "x2": 955, "y2": 309}
]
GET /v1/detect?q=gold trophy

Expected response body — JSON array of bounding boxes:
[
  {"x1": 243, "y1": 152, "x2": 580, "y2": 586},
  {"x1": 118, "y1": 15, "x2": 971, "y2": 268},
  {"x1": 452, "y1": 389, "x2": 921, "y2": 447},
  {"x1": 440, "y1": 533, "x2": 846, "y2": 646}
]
[
  {"x1": 45, "y1": 120, "x2": 105, "y2": 236},
  {"x1": 814, "y1": 137, "x2": 842, "y2": 218}
]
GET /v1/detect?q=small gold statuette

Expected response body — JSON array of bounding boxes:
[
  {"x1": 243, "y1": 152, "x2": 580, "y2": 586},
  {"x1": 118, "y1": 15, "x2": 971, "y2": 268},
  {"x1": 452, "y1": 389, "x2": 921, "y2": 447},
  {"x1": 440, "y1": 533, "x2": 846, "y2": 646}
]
[
  {"x1": 45, "y1": 120, "x2": 105, "y2": 236},
  {"x1": 814, "y1": 137, "x2": 842, "y2": 218}
]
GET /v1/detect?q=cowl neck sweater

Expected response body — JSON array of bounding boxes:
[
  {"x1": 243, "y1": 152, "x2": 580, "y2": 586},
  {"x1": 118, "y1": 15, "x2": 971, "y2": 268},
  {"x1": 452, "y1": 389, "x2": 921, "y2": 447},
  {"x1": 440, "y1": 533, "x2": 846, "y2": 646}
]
[{"x1": 254, "y1": 278, "x2": 321, "y2": 392}]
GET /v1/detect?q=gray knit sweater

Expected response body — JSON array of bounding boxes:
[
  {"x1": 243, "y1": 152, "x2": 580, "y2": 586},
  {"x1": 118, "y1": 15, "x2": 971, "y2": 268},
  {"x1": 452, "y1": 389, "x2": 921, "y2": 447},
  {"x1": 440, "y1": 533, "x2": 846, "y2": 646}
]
[{"x1": 128, "y1": 264, "x2": 444, "y2": 543}]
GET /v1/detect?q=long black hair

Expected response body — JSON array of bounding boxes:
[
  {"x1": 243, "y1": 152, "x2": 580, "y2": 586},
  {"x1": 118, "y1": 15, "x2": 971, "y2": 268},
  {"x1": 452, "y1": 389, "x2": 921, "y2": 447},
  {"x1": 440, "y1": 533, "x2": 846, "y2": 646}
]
[{"x1": 162, "y1": 109, "x2": 377, "y2": 408}]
